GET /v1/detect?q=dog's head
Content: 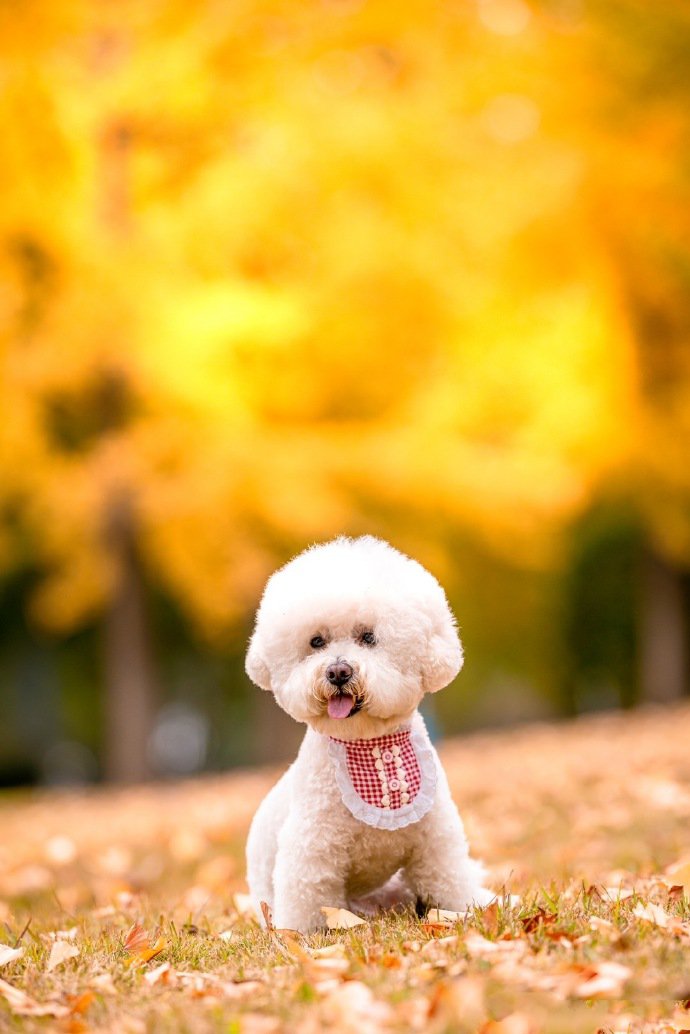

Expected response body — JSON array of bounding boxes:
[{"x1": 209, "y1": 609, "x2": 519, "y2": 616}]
[{"x1": 245, "y1": 536, "x2": 463, "y2": 739}]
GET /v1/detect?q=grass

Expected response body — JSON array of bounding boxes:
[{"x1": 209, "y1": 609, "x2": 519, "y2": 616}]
[{"x1": 1, "y1": 704, "x2": 690, "y2": 1032}]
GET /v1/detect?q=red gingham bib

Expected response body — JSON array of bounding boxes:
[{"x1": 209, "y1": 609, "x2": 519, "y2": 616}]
[{"x1": 328, "y1": 724, "x2": 436, "y2": 830}]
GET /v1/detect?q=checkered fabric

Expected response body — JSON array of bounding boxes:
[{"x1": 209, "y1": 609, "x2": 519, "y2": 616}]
[{"x1": 330, "y1": 728, "x2": 422, "y2": 811}]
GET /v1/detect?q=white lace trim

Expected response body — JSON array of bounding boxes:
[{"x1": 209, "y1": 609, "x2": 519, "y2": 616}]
[{"x1": 328, "y1": 727, "x2": 437, "y2": 830}]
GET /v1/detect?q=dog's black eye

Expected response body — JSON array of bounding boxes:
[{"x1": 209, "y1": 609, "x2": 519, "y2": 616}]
[
  {"x1": 310, "y1": 635, "x2": 326, "y2": 650},
  {"x1": 359, "y1": 630, "x2": 376, "y2": 646}
]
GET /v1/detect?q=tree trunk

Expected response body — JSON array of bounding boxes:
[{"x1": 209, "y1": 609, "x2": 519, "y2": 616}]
[
  {"x1": 102, "y1": 497, "x2": 158, "y2": 782},
  {"x1": 638, "y1": 549, "x2": 688, "y2": 703}
]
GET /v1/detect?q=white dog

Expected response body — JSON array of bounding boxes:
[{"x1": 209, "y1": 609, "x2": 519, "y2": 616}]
[{"x1": 245, "y1": 536, "x2": 491, "y2": 931}]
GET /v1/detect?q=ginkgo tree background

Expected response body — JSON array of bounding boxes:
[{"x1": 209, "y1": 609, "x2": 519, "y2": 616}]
[{"x1": 0, "y1": 0, "x2": 688, "y2": 784}]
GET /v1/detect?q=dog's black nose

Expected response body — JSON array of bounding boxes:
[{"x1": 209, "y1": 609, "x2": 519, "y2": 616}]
[{"x1": 326, "y1": 661, "x2": 353, "y2": 687}]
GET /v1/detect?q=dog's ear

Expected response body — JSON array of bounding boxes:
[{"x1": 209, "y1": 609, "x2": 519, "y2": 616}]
[
  {"x1": 246, "y1": 636, "x2": 272, "y2": 691},
  {"x1": 422, "y1": 610, "x2": 463, "y2": 694}
]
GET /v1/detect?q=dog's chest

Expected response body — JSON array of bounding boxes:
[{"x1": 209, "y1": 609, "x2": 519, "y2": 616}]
[{"x1": 328, "y1": 726, "x2": 436, "y2": 831}]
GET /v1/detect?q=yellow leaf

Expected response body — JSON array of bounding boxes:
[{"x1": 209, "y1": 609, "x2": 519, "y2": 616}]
[{"x1": 123, "y1": 922, "x2": 167, "y2": 965}]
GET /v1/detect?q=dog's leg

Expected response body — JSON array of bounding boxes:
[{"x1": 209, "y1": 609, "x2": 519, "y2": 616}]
[
  {"x1": 404, "y1": 805, "x2": 491, "y2": 913},
  {"x1": 271, "y1": 816, "x2": 349, "y2": 932},
  {"x1": 246, "y1": 772, "x2": 291, "y2": 922}
]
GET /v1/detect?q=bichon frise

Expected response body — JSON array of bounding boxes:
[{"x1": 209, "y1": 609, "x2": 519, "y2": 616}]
[{"x1": 245, "y1": 535, "x2": 491, "y2": 931}]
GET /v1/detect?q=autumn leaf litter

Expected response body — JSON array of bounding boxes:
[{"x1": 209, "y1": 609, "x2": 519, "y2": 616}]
[{"x1": 1, "y1": 706, "x2": 690, "y2": 1031}]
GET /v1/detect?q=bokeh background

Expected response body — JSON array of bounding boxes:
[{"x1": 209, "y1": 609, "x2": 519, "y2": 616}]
[{"x1": 1, "y1": 0, "x2": 689, "y2": 787}]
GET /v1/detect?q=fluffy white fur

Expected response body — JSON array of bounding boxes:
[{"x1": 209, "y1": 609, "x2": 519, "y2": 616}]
[{"x1": 245, "y1": 535, "x2": 491, "y2": 931}]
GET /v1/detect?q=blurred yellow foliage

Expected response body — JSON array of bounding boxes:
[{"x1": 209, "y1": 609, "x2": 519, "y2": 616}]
[{"x1": 1, "y1": 0, "x2": 688, "y2": 640}]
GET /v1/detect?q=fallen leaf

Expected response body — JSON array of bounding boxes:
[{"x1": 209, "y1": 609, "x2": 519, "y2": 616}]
[
  {"x1": 426, "y1": 908, "x2": 469, "y2": 925},
  {"x1": 46, "y1": 939, "x2": 79, "y2": 972},
  {"x1": 428, "y1": 976, "x2": 487, "y2": 1026},
  {"x1": 603, "y1": 886, "x2": 634, "y2": 901},
  {"x1": 46, "y1": 926, "x2": 78, "y2": 942},
  {"x1": 633, "y1": 902, "x2": 669, "y2": 928},
  {"x1": 321, "y1": 980, "x2": 394, "y2": 1030},
  {"x1": 260, "y1": 900, "x2": 274, "y2": 930},
  {"x1": 570, "y1": 961, "x2": 632, "y2": 999},
  {"x1": 123, "y1": 922, "x2": 167, "y2": 965},
  {"x1": 321, "y1": 906, "x2": 367, "y2": 929},
  {"x1": 0, "y1": 977, "x2": 69, "y2": 1018},
  {"x1": 67, "y1": 991, "x2": 95, "y2": 1016},
  {"x1": 463, "y1": 932, "x2": 528, "y2": 960},
  {"x1": 144, "y1": 961, "x2": 175, "y2": 987},
  {"x1": 0, "y1": 944, "x2": 24, "y2": 967},
  {"x1": 91, "y1": 972, "x2": 117, "y2": 994},
  {"x1": 481, "y1": 901, "x2": 501, "y2": 936},
  {"x1": 664, "y1": 860, "x2": 690, "y2": 891},
  {"x1": 522, "y1": 908, "x2": 557, "y2": 933}
]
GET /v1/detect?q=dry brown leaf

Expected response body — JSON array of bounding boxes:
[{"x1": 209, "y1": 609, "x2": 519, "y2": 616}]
[
  {"x1": 521, "y1": 907, "x2": 557, "y2": 933},
  {"x1": 0, "y1": 944, "x2": 24, "y2": 967},
  {"x1": 321, "y1": 906, "x2": 367, "y2": 929},
  {"x1": 46, "y1": 939, "x2": 79, "y2": 972},
  {"x1": 260, "y1": 900, "x2": 274, "y2": 930}
]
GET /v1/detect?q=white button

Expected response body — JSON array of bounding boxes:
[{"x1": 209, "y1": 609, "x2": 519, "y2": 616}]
[
  {"x1": 372, "y1": 747, "x2": 381, "y2": 758},
  {"x1": 382, "y1": 750, "x2": 393, "y2": 763},
  {"x1": 401, "y1": 792, "x2": 410, "y2": 803},
  {"x1": 389, "y1": 778, "x2": 400, "y2": 791}
]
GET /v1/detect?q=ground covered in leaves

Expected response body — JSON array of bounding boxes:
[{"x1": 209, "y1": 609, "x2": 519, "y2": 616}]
[{"x1": 1, "y1": 705, "x2": 690, "y2": 1033}]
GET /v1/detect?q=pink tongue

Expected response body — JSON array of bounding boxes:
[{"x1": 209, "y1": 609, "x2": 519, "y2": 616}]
[{"x1": 327, "y1": 693, "x2": 354, "y2": 719}]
